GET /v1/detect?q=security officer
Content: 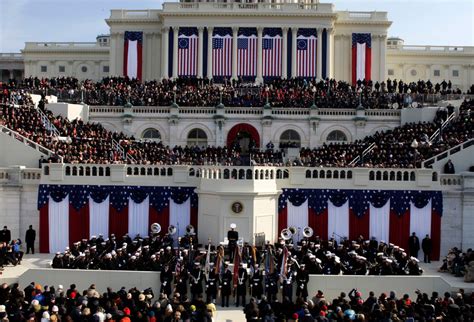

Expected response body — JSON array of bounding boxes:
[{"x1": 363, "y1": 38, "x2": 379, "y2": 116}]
[{"x1": 220, "y1": 263, "x2": 233, "y2": 307}]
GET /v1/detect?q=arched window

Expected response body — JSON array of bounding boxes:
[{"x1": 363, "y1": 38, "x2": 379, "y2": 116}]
[
  {"x1": 187, "y1": 128, "x2": 208, "y2": 147},
  {"x1": 279, "y1": 129, "x2": 301, "y2": 148},
  {"x1": 141, "y1": 128, "x2": 161, "y2": 140},
  {"x1": 326, "y1": 130, "x2": 347, "y2": 142}
]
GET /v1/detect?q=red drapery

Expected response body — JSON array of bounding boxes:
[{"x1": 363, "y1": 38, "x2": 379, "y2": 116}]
[
  {"x1": 148, "y1": 206, "x2": 170, "y2": 234},
  {"x1": 431, "y1": 211, "x2": 442, "y2": 261},
  {"x1": 226, "y1": 123, "x2": 261, "y2": 148},
  {"x1": 308, "y1": 208, "x2": 328, "y2": 240},
  {"x1": 389, "y1": 210, "x2": 410, "y2": 251},
  {"x1": 349, "y1": 209, "x2": 370, "y2": 241},
  {"x1": 109, "y1": 206, "x2": 129, "y2": 238},
  {"x1": 277, "y1": 208, "x2": 288, "y2": 239},
  {"x1": 39, "y1": 204, "x2": 49, "y2": 253},
  {"x1": 69, "y1": 205, "x2": 90, "y2": 246}
]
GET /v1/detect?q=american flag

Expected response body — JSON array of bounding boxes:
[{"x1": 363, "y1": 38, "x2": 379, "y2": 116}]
[
  {"x1": 178, "y1": 35, "x2": 198, "y2": 77},
  {"x1": 237, "y1": 35, "x2": 257, "y2": 77},
  {"x1": 352, "y1": 33, "x2": 372, "y2": 84},
  {"x1": 212, "y1": 35, "x2": 232, "y2": 77},
  {"x1": 262, "y1": 35, "x2": 282, "y2": 77},
  {"x1": 297, "y1": 34, "x2": 317, "y2": 78}
]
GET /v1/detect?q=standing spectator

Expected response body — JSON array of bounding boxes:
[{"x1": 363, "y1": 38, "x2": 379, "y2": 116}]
[
  {"x1": 409, "y1": 232, "x2": 420, "y2": 259},
  {"x1": 444, "y1": 159, "x2": 456, "y2": 174},
  {"x1": 25, "y1": 225, "x2": 36, "y2": 254},
  {"x1": 422, "y1": 234, "x2": 433, "y2": 263},
  {"x1": 0, "y1": 226, "x2": 10, "y2": 244}
]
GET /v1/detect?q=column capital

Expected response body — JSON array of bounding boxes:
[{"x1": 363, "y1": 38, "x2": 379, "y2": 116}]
[
  {"x1": 161, "y1": 26, "x2": 169, "y2": 32},
  {"x1": 282, "y1": 26, "x2": 289, "y2": 33},
  {"x1": 197, "y1": 26, "x2": 205, "y2": 32},
  {"x1": 208, "y1": 26, "x2": 214, "y2": 33},
  {"x1": 257, "y1": 26, "x2": 263, "y2": 33},
  {"x1": 232, "y1": 26, "x2": 239, "y2": 33}
]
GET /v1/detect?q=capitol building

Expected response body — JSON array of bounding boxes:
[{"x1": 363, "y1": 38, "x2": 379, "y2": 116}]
[{"x1": 0, "y1": 0, "x2": 473, "y2": 307}]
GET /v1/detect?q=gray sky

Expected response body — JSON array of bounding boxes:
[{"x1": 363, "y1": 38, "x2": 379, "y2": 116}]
[{"x1": 0, "y1": 0, "x2": 473, "y2": 52}]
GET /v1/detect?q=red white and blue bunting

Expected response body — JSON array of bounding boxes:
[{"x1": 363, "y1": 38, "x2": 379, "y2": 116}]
[{"x1": 38, "y1": 185, "x2": 198, "y2": 253}]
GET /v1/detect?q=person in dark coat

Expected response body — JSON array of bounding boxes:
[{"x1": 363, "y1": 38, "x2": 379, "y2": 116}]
[
  {"x1": 220, "y1": 264, "x2": 232, "y2": 307},
  {"x1": 265, "y1": 270, "x2": 279, "y2": 302},
  {"x1": 422, "y1": 234, "x2": 433, "y2": 263},
  {"x1": 190, "y1": 262, "x2": 204, "y2": 300},
  {"x1": 235, "y1": 263, "x2": 248, "y2": 307},
  {"x1": 444, "y1": 159, "x2": 456, "y2": 174},
  {"x1": 250, "y1": 266, "x2": 263, "y2": 300},
  {"x1": 296, "y1": 264, "x2": 309, "y2": 301},
  {"x1": 160, "y1": 264, "x2": 173, "y2": 297},
  {"x1": 227, "y1": 224, "x2": 238, "y2": 261},
  {"x1": 25, "y1": 225, "x2": 36, "y2": 254},
  {"x1": 409, "y1": 232, "x2": 420, "y2": 258},
  {"x1": 0, "y1": 226, "x2": 11, "y2": 243},
  {"x1": 206, "y1": 267, "x2": 218, "y2": 304}
]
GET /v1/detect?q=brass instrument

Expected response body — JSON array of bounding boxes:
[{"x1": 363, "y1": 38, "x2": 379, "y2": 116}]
[
  {"x1": 151, "y1": 223, "x2": 161, "y2": 234},
  {"x1": 168, "y1": 225, "x2": 177, "y2": 236},
  {"x1": 281, "y1": 228, "x2": 292, "y2": 241},
  {"x1": 303, "y1": 226, "x2": 313, "y2": 238}
]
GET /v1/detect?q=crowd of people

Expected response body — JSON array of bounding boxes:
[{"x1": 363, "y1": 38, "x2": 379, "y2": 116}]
[
  {"x1": 2, "y1": 76, "x2": 471, "y2": 109},
  {"x1": 439, "y1": 247, "x2": 474, "y2": 278},
  {"x1": 0, "y1": 281, "x2": 472, "y2": 322}
]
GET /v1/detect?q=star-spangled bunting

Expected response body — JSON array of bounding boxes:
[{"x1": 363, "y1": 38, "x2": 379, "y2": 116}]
[
  {"x1": 38, "y1": 185, "x2": 198, "y2": 213},
  {"x1": 279, "y1": 189, "x2": 443, "y2": 217}
]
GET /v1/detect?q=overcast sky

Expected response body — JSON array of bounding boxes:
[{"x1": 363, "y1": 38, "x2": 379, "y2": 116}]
[{"x1": 0, "y1": 0, "x2": 472, "y2": 52}]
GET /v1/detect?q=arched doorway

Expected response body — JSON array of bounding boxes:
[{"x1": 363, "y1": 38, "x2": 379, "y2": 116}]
[{"x1": 227, "y1": 123, "x2": 260, "y2": 153}]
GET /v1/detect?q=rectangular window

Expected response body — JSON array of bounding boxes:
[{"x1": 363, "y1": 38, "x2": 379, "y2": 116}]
[
  {"x1": 387, "y1": 69, "x2": 394, "y2": 76},
  {"x1": 40, "y1": 66, "x2": 47, "y2": 73},
  {"x1": 59, "y1": 66, "x2": 65, "y2": 73},
  {"x1": 434, "y1": 70, "x2": 440, "y2": 77},
  {"x1": 103, "y1": 66, "x2": 109, "y2": 73},
  {"x1": 452, "y1": 70, "x2": 459, "y2": 77}
]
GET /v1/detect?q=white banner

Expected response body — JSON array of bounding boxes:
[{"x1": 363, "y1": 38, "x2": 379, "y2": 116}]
[{"x1": 49, "y1": 196, "x2": 70, "y2": 253}]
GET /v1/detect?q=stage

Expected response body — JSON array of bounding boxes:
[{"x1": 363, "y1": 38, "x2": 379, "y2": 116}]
[{"x1": 2, "y1": 254, "x2": 473, "y2": 322}]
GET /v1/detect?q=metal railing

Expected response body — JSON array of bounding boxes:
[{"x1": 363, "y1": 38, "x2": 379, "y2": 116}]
[
  {"x1": 112, "y1": 139, "x2": 137, "y2": 163},
  {"x1": 0, "y1": 125, "x2": 62, "y2": 162},
  {"x1": 429, "y1": 112, "x2": 456, "y2": 143},
  {"x1": 422, "y1": 138, "x2": 474, "y2": 168},
  {"x1": 348, "y1": 142, "x2": 376, "y2": 166},
  {"x1": 36, "y1": 108, "x2": 60, "y2": 137}
]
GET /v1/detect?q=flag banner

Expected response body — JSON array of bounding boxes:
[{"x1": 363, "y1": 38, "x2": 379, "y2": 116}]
[
  {"x1": 123, "y1": 31, "x2": 143, "y2": 79},
  {"x1": 38, "y1": 185, "x2": 198, "y2": 253},
  {"x1": 237, "y1": 28, "x2": 257, "y2": 78},
  {"x1": 262, "y1": 28, "x2": 282, "y2": 78},
  {"x1": 278, "y1": 188, "x2": 442, "y2": 260},
  {"x1": 296, "y1": 28, "x2": 317, "y2": 78},
  {"x1": 352, "y1": 33, "x2": 372, "y2": 84},
  {"x1": 178, "y1": 27, "x2": 199, "y2": 77},
  {"x1": 212, "y1": 28, "x2": 232, "y2": 78}
]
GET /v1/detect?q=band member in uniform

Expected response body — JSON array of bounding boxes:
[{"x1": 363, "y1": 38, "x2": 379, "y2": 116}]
[
  {"x1": 190, "y1": 262, "x2": 204, "y2": 300},
  {"x1": 235, "y1": 263, "x2": 248, "y2": 307},
  {"x1": 220, "y1": 263, "x2": 232, "y2": 307},
  {"x1": 228, "y1": 223, "x2": 238, "y2": 261},
  {"x1": 296, "y1": 264, "x2": 309, "y2": 301},
  {"x1": 160, "y1": 264, "x2": 173, "y2": 297},
  {"x1": 206, "y1": 264, "x2": 218, "y2": 304},
  {"x1": 174, "y1": 265, "x2": 188, "y2": 300},
  {"x1": 250, "y1": 265, "x2": 263, "y2": 300},
  {"x1": 265, "y1": 270, "x2": 279, "y2": 302}
]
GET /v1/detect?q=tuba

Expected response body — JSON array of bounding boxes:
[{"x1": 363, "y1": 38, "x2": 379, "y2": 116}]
[
  {"x1": 168, "y1": 225, "x2": 177, "y2": 236},
  {"x1": 303, "y1": 226, "x2": 313, "y2": 238},
  {"x1": 150, "y1": 223, "x2": 161, "y2": 234},
  {"x1": 281, "y1": 228, "x2": 293, "y2": 241},
  {"x1": 289, "y1": 226, "x2": 298, "y2": 236},
  {"x1": 186, "y1": 225, "x2": 195, "y2": 235}
]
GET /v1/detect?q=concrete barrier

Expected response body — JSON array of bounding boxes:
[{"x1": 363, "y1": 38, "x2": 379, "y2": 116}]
[{"x1": 17, "y1": 268, "x2": 469, "y2": 301}]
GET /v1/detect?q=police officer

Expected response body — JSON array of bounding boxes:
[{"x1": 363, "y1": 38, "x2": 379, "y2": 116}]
[
  {"x1": 220, "y1": 263, "x2": 232, "y2": 307},
  {"x1": 206, "y1": 265, "x2": 218, "y2": 304},
  {"x1": 296, "y1": 264, "x2": 309, "y2": 301},
  {"x1": 235, "y1": 263, "x2": 248, "y2": 307}
]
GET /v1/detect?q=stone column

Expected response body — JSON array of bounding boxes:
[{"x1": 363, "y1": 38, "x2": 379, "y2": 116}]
[
  {"x1": 316, "y1": 28, "x2": 323, "y2": 80},
  {"x1": 256, "y1": 27, "x2": 263, "y2": 83},
  {"x1": 109, "y1": 32, "x2": 117, "y2": 76},
  {"x1": 325, "y1": 28, "x2": 333, "y2": 79},
  {"x1": 207, "y1": 27, "x2": 214, "y2": 80},
  {"x1": 379, "y1": 35, "x2": 386, "y2": 82},
  {"x1": 172, "y1": 27, "x2": 179, "y2": 79},
  {"x1": 197, "y1": 27, "x2": 204, "y2": 78},
  {"x1": 291, "y1": 27, "x2": 297, "y2": 78},
  {"x1": 232, "y1": 27, "x2": 238, "y2": 80},
  {"x1": 425, "y1": 64, "x2": 432, "y2": 81},
  {"x1": 282, "y1": 27, "x2": 288, "y2": 79},
  {"x1": 161, "y1": 27, "x2": 169, "y2": 79}
]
